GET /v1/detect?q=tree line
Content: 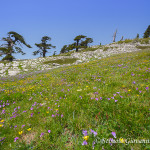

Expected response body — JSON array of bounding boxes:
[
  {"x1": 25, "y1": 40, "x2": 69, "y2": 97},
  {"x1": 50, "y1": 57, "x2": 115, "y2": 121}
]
[{"x1": 0, "y1": 25, "x2": 150, "y2": 61}]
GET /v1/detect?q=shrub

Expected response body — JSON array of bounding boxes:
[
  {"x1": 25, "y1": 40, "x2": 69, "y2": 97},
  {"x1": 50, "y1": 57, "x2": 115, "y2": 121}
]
[{"x1": 103, "y1": 47, "x2": 109, "y2": 51}]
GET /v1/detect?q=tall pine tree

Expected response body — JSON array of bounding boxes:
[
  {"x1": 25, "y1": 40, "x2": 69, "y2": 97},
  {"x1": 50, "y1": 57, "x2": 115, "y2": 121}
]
[{"x1": 143, "y1": 25, "x2": 150, "y2": 38}]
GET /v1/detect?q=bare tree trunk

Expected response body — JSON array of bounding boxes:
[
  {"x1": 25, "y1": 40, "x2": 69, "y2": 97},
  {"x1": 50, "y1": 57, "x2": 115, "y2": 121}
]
[
  {"x1": 113, "y1": 29, "x2": 117, "y2": 42},
  {"x1": 76, "y1": 40, "x2": 79, "y2": 52}
]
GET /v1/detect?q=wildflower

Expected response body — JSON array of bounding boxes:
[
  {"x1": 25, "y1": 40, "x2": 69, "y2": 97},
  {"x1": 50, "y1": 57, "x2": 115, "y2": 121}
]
[
  {"x1": 48, "y1": 130, "x2": 51, "y2": 133},
  {"x1": 90, "y1": 129, "x2": 97, "y2": 136},
  {"x1": 27, "y1": 128, "x2": 31, "y2": 131},
  {"x1": 83, "y1": 136, "x2": 89, "y2": 141},
  {"x1": 95, "y1": 98, "x2": 99, "y2": 101},
  {"x1": 111, "y1": 132, "x2": 116, "y2": 138},
  {"x1": 19, "y1": 131, "x2": 23, "y2": 135},
  {"x1": 46, "y1": 111, "x2": 49, "y2": 113},
  {"x1": 92, "y1": 141, "x2": 96, "y2": 148},
  {"x1": 120, "y1": 138, "x2": 125, "y2": 143},
  {"x1": 82, "y1": 130, "x2": 88, "y2": 136},
  {"x1": 82, "y1": 140, "x2": 88, "y2": 145},
  {"x1": 132, "y1": 81, "x2": 136, "y2": 84},
  {"x1": 128, "y1": 89, "x2": 131, "y2": 92},
  {"x1": 0, "y1": 124, "x2": 3, "y2": 127},
  {"x1": 22, "y1": 125, "x2": 25, "y2": 128},
  {"x1": 52, "y1": 114, "x2": 55, "y2": 117},
  {"x1": 14, "y1": 137, "x2": 19, "y2": 142},
  {"x1": 40, "y1": 132, "x2": 44, "y2": 137},
  {"x1": 146, "y1": 87, "x2": 149, "y2": 90},
  {"x1": 61, "y1": 114, "x2": 63, "y2": 118},
  {"x1": 0, "y1": 120, "x2": 4, "y2": 123},
  {"x1": 115, "y1": 100, "x2": 118, "y2": 102}
]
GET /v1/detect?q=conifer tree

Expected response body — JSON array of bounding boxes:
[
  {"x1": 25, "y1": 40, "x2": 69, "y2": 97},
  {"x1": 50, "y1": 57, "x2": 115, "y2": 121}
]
[
  {"x1": 74, "y1": 35, "x2": 86, "y2": 52},
  {"x1": 143, "y1": 25, "x2": 150, "y2": 38},
  {"x1": 0, "y1": 31, "x2": 31, "y2": 61},
  {"x1": 33, "y1": 36, "x2": 56, "y2": 57}
]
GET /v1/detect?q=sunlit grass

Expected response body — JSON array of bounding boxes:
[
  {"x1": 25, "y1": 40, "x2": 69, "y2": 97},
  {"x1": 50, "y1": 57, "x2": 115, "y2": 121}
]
[{"x1": 0, "y1": 49, "x2": 150, "y2": 150}]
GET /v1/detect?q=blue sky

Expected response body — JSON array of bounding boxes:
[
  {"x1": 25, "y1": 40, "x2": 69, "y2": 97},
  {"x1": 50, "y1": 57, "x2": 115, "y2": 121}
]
[{"x1": 0, "y1": 0, "x2": 150, "y2": 59}]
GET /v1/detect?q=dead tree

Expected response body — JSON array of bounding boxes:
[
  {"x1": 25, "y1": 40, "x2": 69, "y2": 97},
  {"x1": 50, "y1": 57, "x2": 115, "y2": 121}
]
[
  {"x1": 120, "y1": 36, "x2": 124, "y2": 41},
  {"x1": 113, "y1": 29, "x2": 117, "y2": 42}
]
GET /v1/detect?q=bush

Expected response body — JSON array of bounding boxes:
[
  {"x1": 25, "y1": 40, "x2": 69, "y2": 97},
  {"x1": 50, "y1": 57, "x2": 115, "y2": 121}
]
[{"x1": 103, "y1": 47, "x2": 109, "y2": 51}]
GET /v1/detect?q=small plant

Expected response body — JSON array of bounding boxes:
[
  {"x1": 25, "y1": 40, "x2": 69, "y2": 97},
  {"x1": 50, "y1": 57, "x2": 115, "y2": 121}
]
[
  {"x1": 103, "y1": 47, "x2": 109, "y2": 51},
  {"x1": 43, "y1": 58, "x2": 78, "y2": 65},
  {"x1": 82, "y1": 47, "x2": 98, "y2": 52},
  {"x1": 139, "y1": 38, "x2": 149, "y2": 44},
  {"x1": 136, "y1": 46, "x2": 150, "y2": 49}
]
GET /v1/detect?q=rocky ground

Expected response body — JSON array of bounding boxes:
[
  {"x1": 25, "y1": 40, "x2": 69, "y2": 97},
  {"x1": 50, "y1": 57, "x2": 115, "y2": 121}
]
[{"x1": 0, "y1": 41, "x2": 150, "y2": 77}]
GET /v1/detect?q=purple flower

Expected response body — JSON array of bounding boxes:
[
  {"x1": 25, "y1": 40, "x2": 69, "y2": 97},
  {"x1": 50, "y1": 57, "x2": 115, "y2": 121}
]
[
  {"x1": 108, "y1": 98, "x2": 110, "y2": 100},
  {"x1": 95, "y1": 98, "x2": 99, "y2": 101},
  {"x1": 100, "y1": 97, "x2": 102, "y2": 100},
  {"x1": 139, "y1": 91, "x2": 142, "y2": 93},
  {"x1": 109, "y1": 138, "x2": 114, "y2": 146},
  {"x1": 146, "y1": 87, "x2": 149, "y2": 90},
  {"x1": 22, "y1": 125, "x2": 25, "y2": 128},
  {"x1": 23, "y1": 110, "x2": 26, "y2": 113},
  {"x1": 40, "y1": 132, "x2": 44, "y2": 137},
  {"x1": 30, "y1": 107, "x2": 33, "y2": 110},
  {"x1": 136, "y1": 88, "x2": 138, "y2": 90},
  {"x1": 61, "y1": 114, "x2": 63, "y2": 118},
  {"x1": 115, "y1": 100, "x2": 118, "y2": 102},
  {"x1": 31, "y1": 113, "x2": 33, "y2": 117},
  {"x1": 48, "y1": 130, "x2": 51, "y2": 133},
  {"x1": 52, "y1": 114, "x2": 55, "y2": 117},
  {"x1": 90, "y1": 129, "x2": 97, "y2": 136},
  {"x1": 133, "y1": 81, "x2": 136, "y2": 84},
  {"x1": 82, "y1": 130, "x2": 88, "y2": 136},
  {"x1": 92, "y1": 141, "x2": 95, "y2": 148},
  {"x1": 82, "y1": 140, "x2": 88, "y2": 145},
  {"x1": 111, "y1": 132, "x2": 116, "y2": 138},
  {"x1": 14, "y1": 137, "x2": 19, "y2": 142}
]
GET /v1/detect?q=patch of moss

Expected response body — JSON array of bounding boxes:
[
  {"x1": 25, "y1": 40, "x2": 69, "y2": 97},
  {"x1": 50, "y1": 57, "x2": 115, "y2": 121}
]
[{"x1": 43, "y1": 58, "x2": 78, "y2": 65}]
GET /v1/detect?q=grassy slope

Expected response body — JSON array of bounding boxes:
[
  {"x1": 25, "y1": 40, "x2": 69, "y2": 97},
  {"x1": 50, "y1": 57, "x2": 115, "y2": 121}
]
[{"x1": 0, "y1": 49, "x2": 150, "y2": 150}]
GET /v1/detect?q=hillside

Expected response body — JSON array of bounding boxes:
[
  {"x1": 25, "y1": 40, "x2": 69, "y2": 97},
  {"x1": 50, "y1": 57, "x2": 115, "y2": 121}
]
[
  {"x1": 0, "y1": 38, "x2": 150, "y2": 77},
  {"x1": 0, "y1": 39, "x2": 150, "y2": 149}
]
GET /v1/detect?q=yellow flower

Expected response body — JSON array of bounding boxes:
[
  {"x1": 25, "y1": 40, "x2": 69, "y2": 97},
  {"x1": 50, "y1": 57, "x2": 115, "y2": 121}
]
[
  {"x1": 128, "y1": 89, "x2": 131, "y2": 92},
  {"x1": 0, "y1": 120, "x2": 4, "y2": 123},
  {"x1": 19, "y1": 131, "x2": 23, "y2": 135},
  {"x1": 27, "y1": 128, "x2": 31, "y2": 131},
  {"x1": 83, "y1": 136, "x2": 89, "y2": 141},
  {"x1": 46, "y1": 111, "x2": 49, "y2": 113},
  {"x1": 120, "y1": 138, "x2": 125, "y2": 143},
  {"x1": 0, "y1": 124, "x2": 3, "y2": 127},
  {"x1": 86, "y1": 86, "x2": 89, "y2": 88}
]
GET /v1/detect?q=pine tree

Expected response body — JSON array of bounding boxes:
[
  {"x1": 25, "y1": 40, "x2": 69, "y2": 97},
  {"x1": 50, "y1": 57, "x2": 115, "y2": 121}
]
[
  {"x1": 74, "y1": 35, "x2": 86, "y2": 52},
  {"x1": 33, "y1": 36, "x2": 56, "y2": 57},
  {"x1": 80, "y1": 38, "x2": 93, "y2": 48},
  {"x1": 0, "y1": 31, "x2": 31, "y2": 61},
  {"x1": 143, "y1": 25, "x2": 150, "y2": 38}
]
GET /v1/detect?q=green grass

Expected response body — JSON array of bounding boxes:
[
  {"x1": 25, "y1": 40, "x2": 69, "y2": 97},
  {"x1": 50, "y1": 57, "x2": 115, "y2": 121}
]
[
  {"x1": 43, "y1": 58, "x2": 78, "y2": 65},
  {"x1": 0, "y1": 49, "x2": 150, "y2": 150},
  {"x1": 103, "y1": 47, "x2": 109, "y2": 51},
  {"x1": 117, "y1": 39, "x2": 133, "y2": 44},
  {"x1": 136, "y1": 46, "x2": 150, "y2": 50},
  {"x1": 81, "y1": 47, "x2": 98, "y2": 52}
]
